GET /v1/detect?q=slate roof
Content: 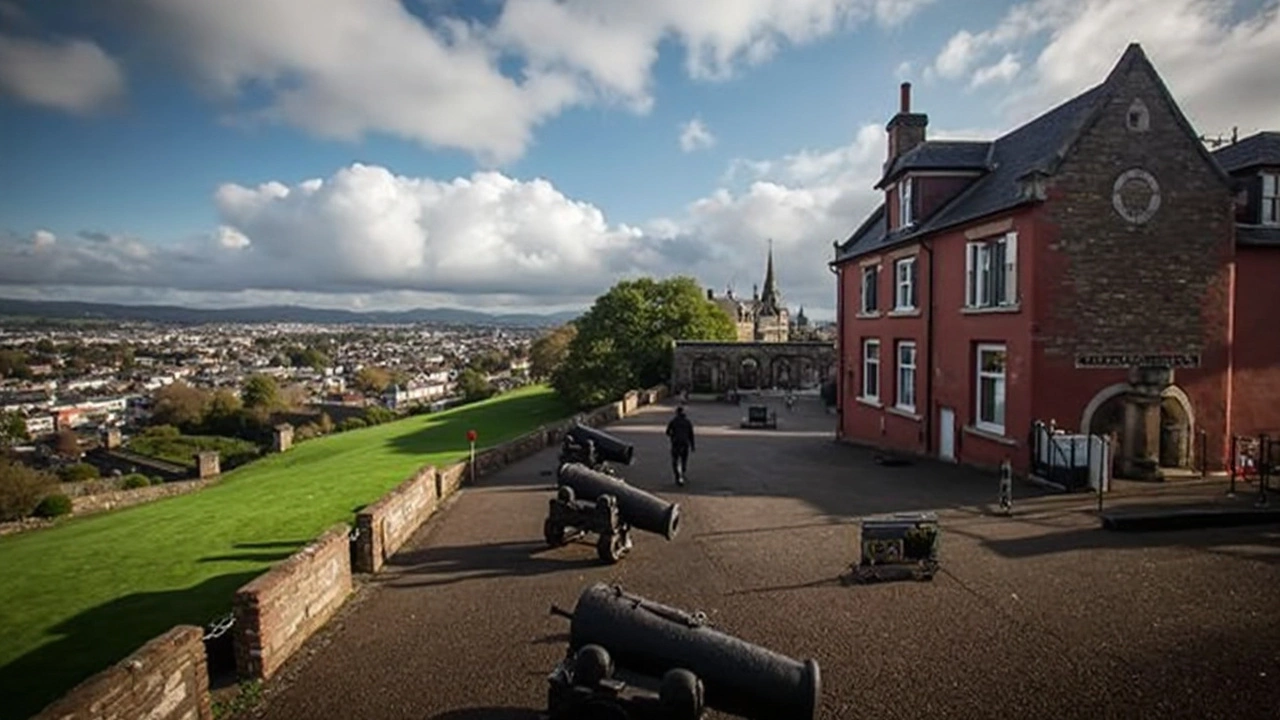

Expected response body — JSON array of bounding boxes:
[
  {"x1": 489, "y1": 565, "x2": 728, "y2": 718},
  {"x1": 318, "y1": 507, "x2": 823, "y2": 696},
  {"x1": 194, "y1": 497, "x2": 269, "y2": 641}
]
[
  {"x1": 834, "y1": 83, "x2": 1106, "y2": 263},
  {"x1": 1212, "y1": 132, "x2": 1280, "y2": 173},
  {"x1": 876, "y1": 141, "x2": 992, "y2": 188}
]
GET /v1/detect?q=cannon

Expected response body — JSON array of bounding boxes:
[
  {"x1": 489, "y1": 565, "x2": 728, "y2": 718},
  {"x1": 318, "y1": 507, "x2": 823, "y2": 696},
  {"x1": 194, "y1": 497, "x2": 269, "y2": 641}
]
[
  {"x1": 558, "y1": 422, "x2": 636, "y2": 473},
  {"x1": 546, "y1": 583, "x2": 821, "y2": 720},
  {"x1": 545, "y1": 463, "x2": 680, "y2": 563}
]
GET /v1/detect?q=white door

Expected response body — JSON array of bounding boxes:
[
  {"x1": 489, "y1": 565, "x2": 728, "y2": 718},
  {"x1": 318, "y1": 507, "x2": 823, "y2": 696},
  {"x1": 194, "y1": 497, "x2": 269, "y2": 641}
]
[{"x1": 939, "y1": 407, "x2": 956, "y2": 461}]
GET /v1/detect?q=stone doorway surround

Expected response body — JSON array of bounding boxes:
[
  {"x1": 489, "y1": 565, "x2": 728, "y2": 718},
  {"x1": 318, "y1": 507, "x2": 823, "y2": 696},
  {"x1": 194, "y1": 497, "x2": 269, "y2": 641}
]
[{"x1": 1080, "y1": 372, "x2": 1195, "y2": 479}]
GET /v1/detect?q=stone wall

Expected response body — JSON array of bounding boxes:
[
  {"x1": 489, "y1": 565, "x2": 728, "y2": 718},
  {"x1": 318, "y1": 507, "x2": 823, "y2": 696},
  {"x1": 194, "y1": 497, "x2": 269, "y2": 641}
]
[
  {"x1": 353, "y1": 466, "x2": 438, "y2": 574},
  {"x1": 72, "y1": 479, "x2": 213, "y2": 516},
  {"x1": 32, "y1": 625, "x2": 212, "y2": 720},
  {"x1": 232, "y1": 525, "x2": 353, "y2": 680}
]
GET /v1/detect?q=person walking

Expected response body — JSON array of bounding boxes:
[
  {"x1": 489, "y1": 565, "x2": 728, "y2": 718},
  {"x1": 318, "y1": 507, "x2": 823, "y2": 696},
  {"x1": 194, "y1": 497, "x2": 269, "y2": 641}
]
[{"x1": 665, "y1": 406, "x2": 695, "y2": 486}]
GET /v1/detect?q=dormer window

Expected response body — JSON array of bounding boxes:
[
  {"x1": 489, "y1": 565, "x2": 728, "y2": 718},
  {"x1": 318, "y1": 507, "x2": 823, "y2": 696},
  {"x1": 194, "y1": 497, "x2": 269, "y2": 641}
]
[
  {"x1": 1263, "y1": 172, "x2": 1279, "y2": 225},
  {"x1": 898, "y1": 178, "x2": 914, "y2": 227}
]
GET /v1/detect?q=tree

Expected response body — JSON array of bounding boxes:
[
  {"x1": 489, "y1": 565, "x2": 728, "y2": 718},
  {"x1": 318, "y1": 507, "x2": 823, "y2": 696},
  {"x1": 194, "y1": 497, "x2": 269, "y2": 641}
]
[
  {"x1": 0, "y1": 458, "x2": 56, "y2": 521},
  {"x1": 0, "y1": 349, "x2": 29, "y2": 379},
  {"x1": 53, "y1": 430, "x2": 81, "y2": 459},
  {"x1": 241, "y1": 374, "x2": 282, "y2": 411},
  {"x1": 457, "y1": 368, "x2": 495, "y2": 403},
  {"x1": 353, "y1": 366, "x2": 392, "y2": 395},
  {"x1": 151, "y1": 381, "x2": 211, "y2": 430},
  {"x1": 467, "y1": 349, "x2": 508, "y2": 375},
  {"x1": 0, "y1": 411, "x2": 28, "y2": 447},
  {"x1": 529, "y1": 324, "x2": 577, "y2": 380},
  {"x1": 553, "y1": 276, "x2": 736, "y2": 408}
]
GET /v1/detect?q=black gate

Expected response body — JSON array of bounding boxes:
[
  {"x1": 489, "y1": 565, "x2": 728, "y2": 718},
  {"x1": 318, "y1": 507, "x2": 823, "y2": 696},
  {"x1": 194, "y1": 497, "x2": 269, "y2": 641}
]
[
  {"x1": 1230, "y1": 434, "x2": 1277, "y2": 502},
  {"x1": 1029, "y1": 421, "x2": 1103, "y2": 492}
]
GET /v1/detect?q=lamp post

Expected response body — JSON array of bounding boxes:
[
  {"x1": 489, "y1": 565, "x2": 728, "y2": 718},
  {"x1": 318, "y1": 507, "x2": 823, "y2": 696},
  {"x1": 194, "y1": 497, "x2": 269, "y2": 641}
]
[{"x1": 466, "y1": 429, "x2": 477, "y2": 485}]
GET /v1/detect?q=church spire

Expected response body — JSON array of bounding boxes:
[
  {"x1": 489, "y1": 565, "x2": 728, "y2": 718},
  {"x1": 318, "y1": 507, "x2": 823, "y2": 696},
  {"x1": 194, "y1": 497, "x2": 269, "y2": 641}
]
[{"x1": 759, "y1": 239, "x2": 782, "y2": 311}]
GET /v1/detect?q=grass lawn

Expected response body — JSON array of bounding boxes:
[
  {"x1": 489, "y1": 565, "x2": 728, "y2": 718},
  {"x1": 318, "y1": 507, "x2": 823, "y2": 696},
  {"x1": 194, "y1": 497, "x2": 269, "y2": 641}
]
[
  {"x1": 0, "y1": 384, "x2": 572, "y2": 719},
  {"x1": 127, "y1": 433, "x2": 261, "y2": 468}
]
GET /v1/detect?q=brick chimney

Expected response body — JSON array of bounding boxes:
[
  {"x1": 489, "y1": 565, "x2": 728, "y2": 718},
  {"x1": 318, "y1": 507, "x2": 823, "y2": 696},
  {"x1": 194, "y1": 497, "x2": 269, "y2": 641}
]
[{"x1": 885, "y1": 82, "x2": 928, "y2": 169}]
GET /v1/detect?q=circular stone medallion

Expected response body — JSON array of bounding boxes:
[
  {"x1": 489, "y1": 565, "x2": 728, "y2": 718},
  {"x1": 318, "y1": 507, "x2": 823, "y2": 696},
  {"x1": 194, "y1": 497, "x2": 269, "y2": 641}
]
[{"x1": 1112, "y1": 168, "x2": 1161, "y2": 224}]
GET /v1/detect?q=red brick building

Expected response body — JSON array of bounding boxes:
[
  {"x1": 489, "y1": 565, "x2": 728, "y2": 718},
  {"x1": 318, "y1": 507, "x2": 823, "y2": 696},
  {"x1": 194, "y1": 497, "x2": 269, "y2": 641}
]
[{"x1": 830, "y1": 44, "x2": 1280, "y2": 482}]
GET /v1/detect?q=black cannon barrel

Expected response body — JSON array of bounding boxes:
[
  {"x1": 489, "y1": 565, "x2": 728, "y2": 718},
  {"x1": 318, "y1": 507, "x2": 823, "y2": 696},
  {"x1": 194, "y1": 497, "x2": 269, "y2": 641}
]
[
  {"x1": 565, "y1": 423, "x2": 635, "y2": 466},
  {"x1": 566, "y1": 583, "x2": 820, "y2": 720},
  {"x1": 557, "y1": 463, "x2": 679, "y2": 540}
]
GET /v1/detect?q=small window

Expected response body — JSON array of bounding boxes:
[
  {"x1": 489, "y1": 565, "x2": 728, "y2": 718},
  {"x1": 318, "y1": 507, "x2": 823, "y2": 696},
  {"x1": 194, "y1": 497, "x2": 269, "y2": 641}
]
[
  {"x1": 1263, "y1": 173, "x2": 1279, "y2": 226},
  {"x1": 975, "y1": 344, "x2": 1007, "y2": 435},
  {"x1": 965, "y1": 232, "x2": 1018, "y2": 309},
  {"x1": 862, "y1": 339, "x2": 880, "y2": 402},
  {"x1": 898, "y1": 178, "x2": 914, "y2": 227},
  {"x1": 860, "y1": 265, "x2": 879, "y2": 313},
  {"x1": 894, "y1": 256, "x2": 918, "y2": 311},
  {"x1": 896, "y1": 341, "x2": 917, "y2": 413},
  {"x1": 1126, "y1": 99, "x2": 1150, "y2": 132}
]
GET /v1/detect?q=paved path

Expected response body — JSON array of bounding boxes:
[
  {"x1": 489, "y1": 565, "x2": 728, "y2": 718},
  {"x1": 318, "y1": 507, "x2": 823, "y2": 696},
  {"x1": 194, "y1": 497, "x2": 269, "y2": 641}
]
[{"x1": 246, "y1": 398, "x2": 1280, "y2": 720}]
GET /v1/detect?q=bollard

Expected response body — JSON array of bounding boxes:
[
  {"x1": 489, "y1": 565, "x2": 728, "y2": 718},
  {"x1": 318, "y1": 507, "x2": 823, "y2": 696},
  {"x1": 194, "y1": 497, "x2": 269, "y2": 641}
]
[{"x1": 998, "y1": 459, "x2": 1012, "y2": 515}]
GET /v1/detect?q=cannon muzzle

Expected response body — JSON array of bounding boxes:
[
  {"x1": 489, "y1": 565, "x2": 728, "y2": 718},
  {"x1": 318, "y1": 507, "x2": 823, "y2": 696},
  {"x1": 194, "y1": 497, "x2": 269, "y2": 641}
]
[
  {"x1": 566, "y1": 583, "x2": 820, "y2": 720},
  {"x1": 557, "y1": 463, "x2": 679, "y2": 540},
  {"x1": 564, "y1": 423, "x2": 635, "y2": 466}
]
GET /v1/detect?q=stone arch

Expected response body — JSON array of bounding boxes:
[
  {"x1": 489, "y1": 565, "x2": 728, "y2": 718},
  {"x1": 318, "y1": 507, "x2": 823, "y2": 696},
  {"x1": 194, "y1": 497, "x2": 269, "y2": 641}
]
[
  {"x1": 1080, "y1": 383, "x2": 1129, "y2": 434},
  {"x1": 738, "y1": 356, "x2": 762, "y2": 390},
  {"x1": 690, "y1": 356, "x2": 721, "y2": 393},
  {"x1": 1158, "y1": 385, "x2": 1195, "y2": 469},
  {"x1": 770, "y1": 356, "x2": 793, "y2": 389}
]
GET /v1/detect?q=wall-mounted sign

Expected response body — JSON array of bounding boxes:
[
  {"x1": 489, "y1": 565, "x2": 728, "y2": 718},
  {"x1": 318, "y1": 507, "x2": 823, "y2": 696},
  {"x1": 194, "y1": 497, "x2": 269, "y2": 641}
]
[{"x1": 1074, "y1": 353, "x2": 1201, "y2": 369}]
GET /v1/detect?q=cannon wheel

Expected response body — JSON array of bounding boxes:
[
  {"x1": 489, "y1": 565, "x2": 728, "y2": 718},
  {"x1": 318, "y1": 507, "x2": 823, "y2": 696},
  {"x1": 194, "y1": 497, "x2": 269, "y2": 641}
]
[
  {"x1": 596, "y1": 530, "x2": 630, "y2": 564},
  {"x1": 544, "y1": 518, "x2": 567, "y2": 547}
]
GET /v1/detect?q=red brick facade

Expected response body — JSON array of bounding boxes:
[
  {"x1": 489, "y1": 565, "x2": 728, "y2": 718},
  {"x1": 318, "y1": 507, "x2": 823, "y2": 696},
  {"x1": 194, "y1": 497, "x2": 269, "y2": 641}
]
[{"x1": 832, "y1": 44, "x2": 1280, "y2": 479}]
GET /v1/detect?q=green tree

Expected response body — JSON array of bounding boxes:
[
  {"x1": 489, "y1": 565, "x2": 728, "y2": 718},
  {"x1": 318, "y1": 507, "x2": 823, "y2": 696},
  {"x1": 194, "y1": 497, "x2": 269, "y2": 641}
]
[
  {"x1": 457, "y1": 368, "x2": 495, "y2": 403},
  {"x1": 241, "y1": 374, "x2": 282, "y2": 411},
  {"x1": 151, "y1": 381, "x2": 211, "y2": 430},
  {"x1": 0, "y1": 458, "x2": 56, "y2": 521},
  {"x1": 0, "y1": 411, "x2": 28, "y2": 447},
  {"x1": 0, "y1": 349, "x2": 29, "y2": 379},
  {"x1": 529, "y1": 324, "x2": 577, "y2": 380},
  {"x1": 353, "y1": 366, "x2": 392, "y2": 395},
  {"x1": 552, "y1": 276, "x2": 736, "y2": 408}
]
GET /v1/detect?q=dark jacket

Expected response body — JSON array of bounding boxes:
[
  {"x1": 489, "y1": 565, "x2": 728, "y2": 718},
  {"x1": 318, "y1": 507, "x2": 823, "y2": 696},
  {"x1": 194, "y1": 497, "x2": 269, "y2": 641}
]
[{"x1": 666, "y1": 414, "x2": 695, "y2": 451}]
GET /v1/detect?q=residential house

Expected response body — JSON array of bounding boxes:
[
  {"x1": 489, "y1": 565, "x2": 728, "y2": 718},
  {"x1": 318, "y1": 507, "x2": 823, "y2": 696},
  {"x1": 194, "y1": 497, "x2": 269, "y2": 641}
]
[{"x1": 830, "y1": 43, "x2": 1280, "y2": 481}]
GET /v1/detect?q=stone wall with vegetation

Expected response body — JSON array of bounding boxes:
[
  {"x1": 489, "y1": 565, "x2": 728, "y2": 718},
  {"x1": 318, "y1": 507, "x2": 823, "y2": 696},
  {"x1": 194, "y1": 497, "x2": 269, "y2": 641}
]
[{"x1": 31, "y1": 625, "x2": 212, "y2": 720}]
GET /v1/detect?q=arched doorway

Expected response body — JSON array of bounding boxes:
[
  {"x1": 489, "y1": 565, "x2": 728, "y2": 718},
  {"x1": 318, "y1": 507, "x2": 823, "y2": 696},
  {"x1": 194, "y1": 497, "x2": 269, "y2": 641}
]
[
  {"x1": 738, "y1": 357, "x2": 760, "y2": 390},
  {"x1": 691, "y1": 358, "x2": 717, "y2": 393},
  {"x1": 771, "y1": 357, "x2": 793, "y2": 390},
  {"x1": 1088, "y1": 393, "x2": 1127, "y2": 478},
  {"x1": 796, "y1": 357, "x2": 817, "y2": 389},
  {"x1": 1159, "y1": 395, "x2": 1192, "y2": 469}
]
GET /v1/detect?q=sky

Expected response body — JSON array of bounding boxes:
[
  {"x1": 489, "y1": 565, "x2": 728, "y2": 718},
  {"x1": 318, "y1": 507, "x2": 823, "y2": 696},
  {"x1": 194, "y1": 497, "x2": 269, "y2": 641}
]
[{"x1": 1, "y1": 0, "x2": 1277, "y2": 321}]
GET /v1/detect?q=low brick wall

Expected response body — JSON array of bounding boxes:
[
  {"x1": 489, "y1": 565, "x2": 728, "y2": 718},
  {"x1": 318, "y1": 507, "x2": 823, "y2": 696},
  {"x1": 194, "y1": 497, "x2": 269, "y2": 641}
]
[
  {"x1": 72, "y1": 479, "x2": 212, "y2": 517},
  {"x1": 353, "y1": 466, "x2": 438, "y2": 574},
  {"x1": 232, "y1": 525, "x2": 353, "y2": 680},
  {"x1": 32, "y1": 625, "x2": 212, "y2": 720}
]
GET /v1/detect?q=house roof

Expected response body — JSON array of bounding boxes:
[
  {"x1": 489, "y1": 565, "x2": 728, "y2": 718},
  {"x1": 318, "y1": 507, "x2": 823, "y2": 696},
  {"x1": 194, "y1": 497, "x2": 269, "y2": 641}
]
[
  {"x1": 875, "y1": 141, "x2": 991, "y2": 188},
  {"x1": 835, "y1": 83, "x2": 1105, "y2": 263},
  {"x1": 833, "y1": 43, "x2": 1231, "y2": 266},
  {"x1": 1212, "y1": 132, "x2": 1280, "y2": 173}
]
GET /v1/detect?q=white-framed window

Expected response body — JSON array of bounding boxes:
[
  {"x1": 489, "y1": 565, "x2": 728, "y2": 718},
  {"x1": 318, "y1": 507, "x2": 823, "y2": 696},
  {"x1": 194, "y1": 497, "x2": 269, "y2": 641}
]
[
  {"x1": 1263, "y1": 173, "x2": 1279, "y2": 226},
  {"x1": 975, "y1": 344, "x2": 1007, "y2": 435},
  {"x1": 862, "y1": 339, "x2": 880, "y2": 401},
  {"x1": 965, "y1": 232, "x2": 1018, "y2": 308},
  {"x1": 895, "y1": 341, "x2": 916, "y2": 412},
  {"x1": 894, "y1": 256, "x2": 918, "y2": 310},
  {"x1": 898, "y1": 178, "x2": 914, "y2": 227},
  {"x1": 860, "y1": 265, "x2": 879, "y2": 313}
]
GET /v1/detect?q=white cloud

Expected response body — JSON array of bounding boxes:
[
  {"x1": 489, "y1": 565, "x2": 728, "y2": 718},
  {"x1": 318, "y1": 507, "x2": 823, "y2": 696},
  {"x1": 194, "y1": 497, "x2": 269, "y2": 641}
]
[
  {"x1": 0, "y1": 124, "x2": 905, "y2": 319},
  {"x1": 679, "y1": 118, "x2": 716, "y2": 152},
  {"x1": 932, "y1": 0, "x2": 1280, "y2": 135},
  {"x1": 969, "y1": 52, "x2": 1021, "y2": 88},
  {"x1": 93, "y1": 0, "x2": 936, "y2": 164},
  {"x1": 0, "y1": 34, "x2": 126, "y2": 113}
]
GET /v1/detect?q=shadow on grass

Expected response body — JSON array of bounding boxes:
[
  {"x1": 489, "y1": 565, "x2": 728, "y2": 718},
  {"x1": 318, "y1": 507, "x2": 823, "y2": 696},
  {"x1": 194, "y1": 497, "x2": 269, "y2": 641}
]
[
  {"x1": 428, "y1": 709, "x2": 543, "y2": 720},
  {"x1": 0, "y1": 571, "x2": 262, "y2": 720},
  {"x1": 379, "y1": 540, "x2": 601, "y2": 589}
]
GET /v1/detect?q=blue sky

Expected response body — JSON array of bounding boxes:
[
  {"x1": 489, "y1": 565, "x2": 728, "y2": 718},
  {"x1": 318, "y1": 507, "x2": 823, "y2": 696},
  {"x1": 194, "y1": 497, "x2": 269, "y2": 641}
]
[{"x1": 1, "y1": 0, "x2": 1277, "y2": 318}]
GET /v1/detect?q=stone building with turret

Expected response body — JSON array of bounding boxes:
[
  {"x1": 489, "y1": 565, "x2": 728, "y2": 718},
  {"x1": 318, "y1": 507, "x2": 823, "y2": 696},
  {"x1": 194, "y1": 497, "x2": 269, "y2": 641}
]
[{"x1": 706, "y1": 243, "x2": 791, "y2": 343}]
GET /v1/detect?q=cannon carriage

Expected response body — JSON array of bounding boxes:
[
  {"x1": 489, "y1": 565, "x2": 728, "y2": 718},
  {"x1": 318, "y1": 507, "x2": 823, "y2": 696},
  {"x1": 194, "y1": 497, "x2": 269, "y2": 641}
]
[
  {"x1": 545, "y1": 463, "x2": 680, "y2": 564},
  {"x1": 546, "y1": 583, "x2": 821, "y2": 720},
  {"x1": 558, "y1": 422, "x2": 635, "y2": 475}
]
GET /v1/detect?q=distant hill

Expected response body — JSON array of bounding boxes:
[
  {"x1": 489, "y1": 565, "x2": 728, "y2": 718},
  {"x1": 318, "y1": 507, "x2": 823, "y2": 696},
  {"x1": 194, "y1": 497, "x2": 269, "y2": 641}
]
[{"x1": 0, "y1": 298, "x2": 581, "y2": 328}]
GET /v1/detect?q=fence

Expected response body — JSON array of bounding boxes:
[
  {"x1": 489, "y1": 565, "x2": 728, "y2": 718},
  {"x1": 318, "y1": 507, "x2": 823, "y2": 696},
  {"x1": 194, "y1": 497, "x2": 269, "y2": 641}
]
[
  {"x1": 1029, "y1": 421, "x2": 1111, "y2": 493},
  {"x1": 1229, "y1": 434, "x2": 1277, "y2": 501}
]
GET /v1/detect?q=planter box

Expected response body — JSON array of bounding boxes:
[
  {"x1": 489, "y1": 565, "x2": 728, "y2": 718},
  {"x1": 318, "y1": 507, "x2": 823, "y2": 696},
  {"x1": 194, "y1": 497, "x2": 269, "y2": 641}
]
[{"x1": 850, "y1": 512, "x2": 939, "y2": 583}]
